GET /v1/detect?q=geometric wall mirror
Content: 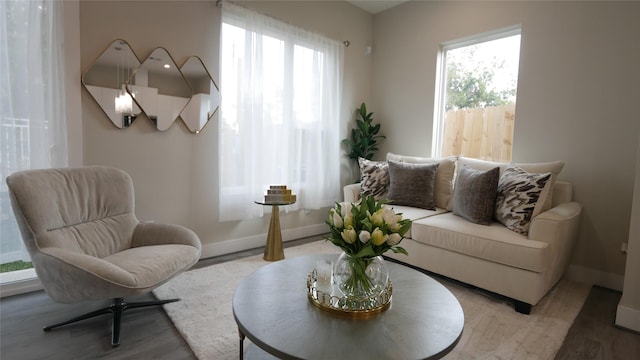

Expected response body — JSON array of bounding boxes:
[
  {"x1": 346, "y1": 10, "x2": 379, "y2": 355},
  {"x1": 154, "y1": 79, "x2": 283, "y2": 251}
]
[
  {"x1": 82, "y1": 39, "x2": 142, "y2": 128},
  {"x1": 129, "y1": 47, "x2": 192, "y2": 131},
  {"x1": 179, "y1": 56, "x2": 221, "y2": 133}
]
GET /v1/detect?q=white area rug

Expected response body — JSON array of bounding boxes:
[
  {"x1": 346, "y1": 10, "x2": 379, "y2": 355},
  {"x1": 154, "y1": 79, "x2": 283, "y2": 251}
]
[{"x1": 153, "y1": 241, "x2": 591, "y2": 359}]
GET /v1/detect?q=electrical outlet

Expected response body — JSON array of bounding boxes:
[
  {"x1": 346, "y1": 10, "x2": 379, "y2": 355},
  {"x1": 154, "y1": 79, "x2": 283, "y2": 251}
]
[{"x1": 621, "y1": 242, "x2": 628, "y2": 254}]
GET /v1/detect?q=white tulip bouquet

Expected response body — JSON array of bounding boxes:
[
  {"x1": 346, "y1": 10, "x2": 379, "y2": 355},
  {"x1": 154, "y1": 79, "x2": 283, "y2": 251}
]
[
  {"x1": 326, "y1": 195, "x2": 411, "y2": 296},
  {"x1": 327, "y1": 195, "x2": 411, "y2": 257}
]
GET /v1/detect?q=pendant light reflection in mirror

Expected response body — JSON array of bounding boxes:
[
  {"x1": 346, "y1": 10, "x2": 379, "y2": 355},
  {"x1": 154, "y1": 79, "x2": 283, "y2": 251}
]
[{"x1": 82, "y1": 39, "x2": 141, "y2": 128}]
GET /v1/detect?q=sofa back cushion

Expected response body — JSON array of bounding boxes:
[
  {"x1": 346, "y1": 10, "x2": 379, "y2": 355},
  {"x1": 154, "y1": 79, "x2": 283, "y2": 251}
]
[
  {"x1": 386, "y1": 153, "x2": 456, "y2": 210},
  {"x1": 552, "y1": 181, "x2": 573, "y2": 206}
]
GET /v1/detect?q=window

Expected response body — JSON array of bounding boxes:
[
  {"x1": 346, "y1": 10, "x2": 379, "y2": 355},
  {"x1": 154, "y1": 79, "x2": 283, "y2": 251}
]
[
  {"x1": 1, "y1": 0, "x2": 68, "y2": 271},
  {"x1": 219, "y1": 3, "x2": 343, "y2": 222},
  {"x1": 433, "y1": 27, "x2": 521, "y2": 161}
]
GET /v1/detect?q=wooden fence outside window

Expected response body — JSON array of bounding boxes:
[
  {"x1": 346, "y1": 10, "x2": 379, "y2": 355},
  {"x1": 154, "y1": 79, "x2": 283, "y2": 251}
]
[{"x1": 441, "y1": 103, "x2": 516, "y2": 162}]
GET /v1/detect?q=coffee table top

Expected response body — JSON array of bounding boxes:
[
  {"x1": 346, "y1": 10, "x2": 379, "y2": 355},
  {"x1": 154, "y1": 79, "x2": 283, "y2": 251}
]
[{"x1": 233, "y1": 254, "x2": 464, "y2": 360}]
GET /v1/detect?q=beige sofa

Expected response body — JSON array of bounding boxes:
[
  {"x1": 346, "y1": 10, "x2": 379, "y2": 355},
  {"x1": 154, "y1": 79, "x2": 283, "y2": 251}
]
[{"x1": 344, "y1": 153, "x2": 583, "y2": 314}]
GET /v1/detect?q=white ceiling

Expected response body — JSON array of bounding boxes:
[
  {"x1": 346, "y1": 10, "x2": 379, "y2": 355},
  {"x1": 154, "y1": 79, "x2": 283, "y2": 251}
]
[{"x1": 346, "y1": 0, "x2": 409, "y2": 14}]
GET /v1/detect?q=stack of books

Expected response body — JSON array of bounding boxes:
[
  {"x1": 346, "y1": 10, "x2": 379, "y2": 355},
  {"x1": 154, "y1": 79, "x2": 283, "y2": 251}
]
[{"x1": 264, "y1": 185, "x2": 296, "y2": 204}]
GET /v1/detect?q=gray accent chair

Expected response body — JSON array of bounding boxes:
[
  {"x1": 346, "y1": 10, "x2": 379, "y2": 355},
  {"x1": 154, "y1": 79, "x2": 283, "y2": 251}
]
[{"x1": 5, "y1": 166, "x2": 201, "y2": 346}]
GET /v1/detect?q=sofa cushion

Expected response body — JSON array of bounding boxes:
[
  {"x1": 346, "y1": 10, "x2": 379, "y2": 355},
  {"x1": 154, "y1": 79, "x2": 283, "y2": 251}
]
[
  {"x1": 457, "y1": 157, "x2": 507, "y2": 174},
  {"x1": 495, "y1": 166, "x2": 552, "y2": 235},
  {"x1": 551, "y1": 181, "x2": 573, "y2": 206},
  {"x1": 358, "y1": 158, "x2": 389, "y2": 200},
  {"x1": 453, "y1": 165, "x2": 500, "y2": 225},
  {"x1": 411, "y1": 212, "x2": 549, "y2": 273},
  {"x1": 457, "y1": 157, "x2": 564, "y2": 211},
  {"x1": 386, "y1": 153, "x2": 457, "y2": 210},
  {"x1": 385, "y1": 204, "x2": 447, "y2": 239},
  {"x1": 387, "y1": 160, "x2": 439, "y2": 210}
]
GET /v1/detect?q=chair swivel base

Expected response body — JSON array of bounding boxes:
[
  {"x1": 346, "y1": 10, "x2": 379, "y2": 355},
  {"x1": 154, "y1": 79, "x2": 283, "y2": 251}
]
[{"x1": 43, "y1": 297, "x2": 180, "y2": 347}]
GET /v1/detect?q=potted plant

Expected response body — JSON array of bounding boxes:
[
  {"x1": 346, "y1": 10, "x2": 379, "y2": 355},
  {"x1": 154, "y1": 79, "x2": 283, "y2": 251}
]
[{"x1": 343, "y1": 102, "x2": 385, "y2": 162}]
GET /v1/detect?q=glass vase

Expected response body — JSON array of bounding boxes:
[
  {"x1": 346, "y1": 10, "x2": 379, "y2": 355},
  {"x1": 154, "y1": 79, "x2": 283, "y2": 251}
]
[{"x1": 333, "y1": 252, "x2": 389, "y2": 299}]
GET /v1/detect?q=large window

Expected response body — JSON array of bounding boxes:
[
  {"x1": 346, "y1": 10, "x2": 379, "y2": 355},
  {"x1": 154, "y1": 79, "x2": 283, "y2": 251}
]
[
  {"x1": 433, "y1": 27, "x2": 521, "y2": 161},
  {"x1": 219, "y1": 3, "x2": 343, "y2": 222},
  {"x1": 1, "y1": 0, "x2": 68, "y2": 271}
]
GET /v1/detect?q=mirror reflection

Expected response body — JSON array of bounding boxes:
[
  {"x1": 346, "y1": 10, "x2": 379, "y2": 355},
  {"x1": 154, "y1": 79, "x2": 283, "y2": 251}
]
[
  {"x1": 129, "y1": 48, "x2": 192, "y2": 131},
  {"x1": 82, "y1": 39, "x2": 141, "y2": 128},
  {"x1": 180, "y1": 56, "x2": 221, "y2": 133}
]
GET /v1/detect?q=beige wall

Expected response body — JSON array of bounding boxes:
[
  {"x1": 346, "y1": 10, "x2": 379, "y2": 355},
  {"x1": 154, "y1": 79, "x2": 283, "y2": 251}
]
[
  {"x1": 79, "y1": 0, "x2": 373, "y2": 257},
  {"x1": 372, "y1": 1, "x2": 640, "y2": 287}
]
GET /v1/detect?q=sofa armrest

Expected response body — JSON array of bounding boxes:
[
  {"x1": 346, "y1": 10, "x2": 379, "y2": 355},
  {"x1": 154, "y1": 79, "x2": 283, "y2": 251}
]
[
  {"x1": 528, "y1": 201, "x2": 582, "y2": 284},
  {"x1": 344, "y1": 183, "x2": 361, "y2": 203},
  {"x1": 531, "y1": 202, "x2": 582, "y2": 226}
]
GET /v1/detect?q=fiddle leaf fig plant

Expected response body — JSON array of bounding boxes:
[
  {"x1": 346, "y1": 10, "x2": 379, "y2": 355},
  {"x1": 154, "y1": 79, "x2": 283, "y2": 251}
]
[{"x1": 343, "y1": 102, "x2": 385, "y2": 161}]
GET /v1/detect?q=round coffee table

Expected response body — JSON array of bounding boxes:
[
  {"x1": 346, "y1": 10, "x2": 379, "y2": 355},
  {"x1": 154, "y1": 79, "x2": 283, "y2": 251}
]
[{"x1": 233, "y1": 254, "x2": 464, "y2": 359}]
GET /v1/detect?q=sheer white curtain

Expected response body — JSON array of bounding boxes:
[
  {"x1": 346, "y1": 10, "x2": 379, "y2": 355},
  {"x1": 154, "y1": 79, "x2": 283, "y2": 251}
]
[
  {"x1": 0, "y1": 0, "x2": 68, "y2": 264},
  {"x1": 219, "y1": 2, "x2": 343, "y2": 222}
]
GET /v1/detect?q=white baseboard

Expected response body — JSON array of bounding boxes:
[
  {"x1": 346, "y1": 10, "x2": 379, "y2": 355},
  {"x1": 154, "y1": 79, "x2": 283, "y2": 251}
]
[
  {"x1": 0, "y1": 277, "x2": 42, "y2": 298},
  {"x1": 616, "y1": 303, "x2": 640, "y2": 333},
  {"x1": 566, "y1": 264, "x2": 624, "y2": 291},
  {"x1": 199, "y1": 223, "x2": 328, "y2": 259}
]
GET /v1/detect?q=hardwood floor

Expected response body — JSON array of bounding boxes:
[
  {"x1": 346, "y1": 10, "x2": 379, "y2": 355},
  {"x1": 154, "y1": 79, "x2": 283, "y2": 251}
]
[
  {"x1": 555, "y1": 286, "x2": 640, "y2": 360},
  {"x1": 1, "y1": 237, "x2": 638, "y2": 360},
  {"x1": 0, "y1": 237, "x2": 316, "y2": 360},
  {"x1": 0, "y1": 291, "x2": 195, "y2": 360}
]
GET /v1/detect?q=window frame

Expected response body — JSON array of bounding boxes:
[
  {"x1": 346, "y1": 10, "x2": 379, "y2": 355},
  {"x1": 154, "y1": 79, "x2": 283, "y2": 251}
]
[{"x1": 432, "y1": 25, "x2": 522, "y2": 159}]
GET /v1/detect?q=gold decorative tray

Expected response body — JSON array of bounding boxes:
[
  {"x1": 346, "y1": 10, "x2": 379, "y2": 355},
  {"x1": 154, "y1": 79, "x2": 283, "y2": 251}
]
[{"x1": 306, "y1": 271, "x2": 392, "y2": 318}]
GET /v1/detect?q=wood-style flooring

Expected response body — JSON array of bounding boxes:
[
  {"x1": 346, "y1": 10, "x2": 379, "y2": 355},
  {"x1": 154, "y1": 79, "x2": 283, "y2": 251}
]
[
  {"x1": 555, "y1": 286, "x2": 640, "y2": 359},
  {"x1": 1, "y1": 237, "x2": 638, "y2": 360}
]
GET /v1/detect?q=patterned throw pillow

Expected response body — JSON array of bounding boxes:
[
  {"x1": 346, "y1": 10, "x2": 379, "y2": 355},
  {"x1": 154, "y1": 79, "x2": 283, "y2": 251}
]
[
  {"x1": 516, "y1": 161, "x2": 564, "y2": 211},
  {"x1": 386, "y1": 160, "x2": 439, "y2": 210},
  {"x1": 453, "y1": 165, "x2": 500, "y2": 225},
  {"x1": 358, "y1": 158, "x2": 389, "y2": 200},
  {"x1": 494, "y1": 166, "x2": 552, "y2": 235}
]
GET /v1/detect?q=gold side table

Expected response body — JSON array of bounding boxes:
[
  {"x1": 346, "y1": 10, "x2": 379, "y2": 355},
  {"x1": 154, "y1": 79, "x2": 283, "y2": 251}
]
[{"x1": 254, "y1": 200, "x2": 296, "y2": 261}]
